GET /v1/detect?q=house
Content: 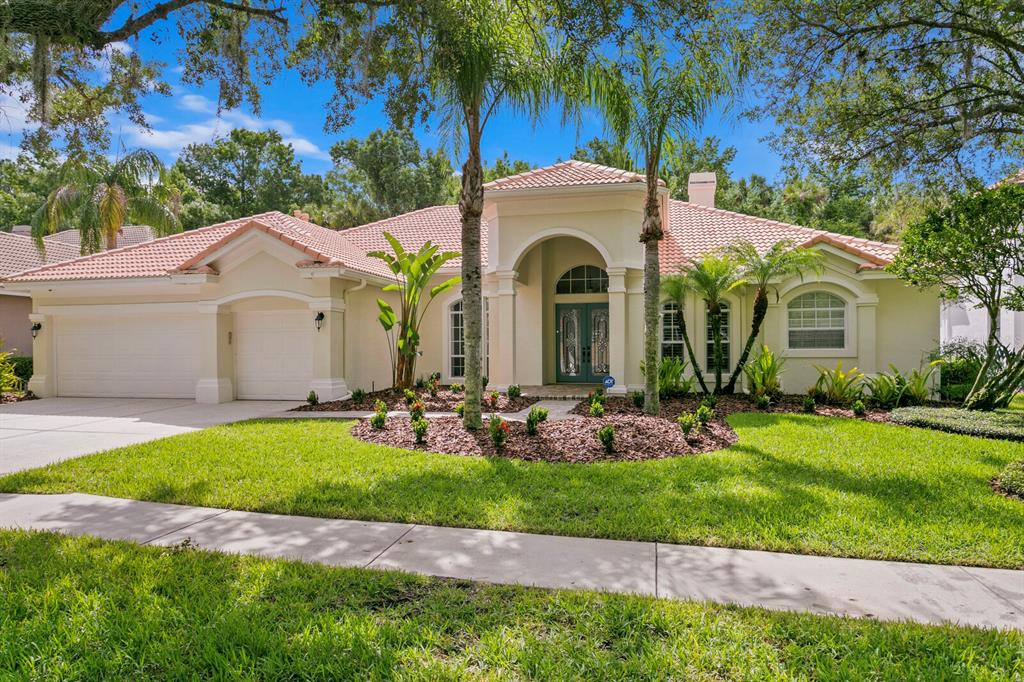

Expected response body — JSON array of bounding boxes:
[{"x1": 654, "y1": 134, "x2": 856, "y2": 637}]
[
  {"x1": 2, "y1": 161, "x2": 940, "y2": 401},
  {"x1": 0, "y1": 226, "x2": 155, "y2": 357}
]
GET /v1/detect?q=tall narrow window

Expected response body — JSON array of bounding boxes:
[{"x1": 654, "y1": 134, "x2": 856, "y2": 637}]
[
  {"x1": 705, "y1": 301, "x2": 730, "y2": 372},
  {"x1": 661, "y1": 302, "x2": 685, "y2": 359},
  {"x1": 788, "y1": 292, "x2": 846, "y2": 349},
  {"x1": 555, "y1": 265, "x2": 608, "y2": 294},
  {"x1": 449, "y1": 300, "x2": 465, "y2": 378}
]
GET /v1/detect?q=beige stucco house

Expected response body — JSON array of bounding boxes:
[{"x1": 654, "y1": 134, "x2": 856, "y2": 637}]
[{"x1": 3, "y1": 161, "x2": 940, "y2": 401}]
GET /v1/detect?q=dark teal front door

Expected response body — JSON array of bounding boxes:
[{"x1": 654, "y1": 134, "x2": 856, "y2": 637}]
[{"x1": 555, "y1": 303, "x2": 610, "y2": 383}]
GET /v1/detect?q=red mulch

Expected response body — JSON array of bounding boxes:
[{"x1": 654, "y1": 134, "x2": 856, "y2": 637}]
[
  {"x1": 351, "y1": 414, "x2": 737, "y2": 462},
  {"x1": 0, "y1": 392, "x2": 35, "y2": 404},
  {"x1": 294, "y1": 388, "x2": 539, "y2": 413},
  {"x1": 570, "y1": 393, "x2": 892, "y2": 423},
  {"x1": 991, "y1": 478, "x2": 1024, "y2": 502}
]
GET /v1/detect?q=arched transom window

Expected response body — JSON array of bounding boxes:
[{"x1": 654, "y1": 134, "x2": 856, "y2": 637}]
[
  {"x1": 555, "y1": 265, "x2": 608, "y2": 294},
  {"x1": 788, "y1": 292, "x2": 846, "y2": 349}
]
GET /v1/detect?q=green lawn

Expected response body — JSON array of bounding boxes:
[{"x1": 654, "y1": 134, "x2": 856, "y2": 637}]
[
  {"x1": 2, "y1": 414, "x2": 1023, "y2": 568},
  {"x1": 1, "y1": 530, "x2": 1020, "y2": 679}
]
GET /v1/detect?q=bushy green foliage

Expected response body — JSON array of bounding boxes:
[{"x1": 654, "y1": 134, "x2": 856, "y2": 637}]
[
  {"x1": 809, "y1": 362, "x2": 864, "y2": 405},
  {"x1": 411, "y1": 417, "x2": 429, "y2": 444},
  {"x1": 852, "y1": 400, "x2": 866, "y2": 417},
  {"x1": 409, "y1": 400, "x2": 425, "y2": 421},
  {"x1": 351, "y1": 388, "x2": 367, "y2": 404},
  {"x1": 373, "y1": 399, "x2": 388, "y2": 414},
  {"x1": 630, "y1": 390, "x2": 645, "y2": 409},
  {"x1": 450, "y1": 383, "x2": 464, "y2": 393},
  {"x1": 891, "y1": 407, "x2": 1024, "y2": 442},
  {"x1": 525, "y1": 406, "x2": 548, "y2": 436},
  {"x1": 369, "y1": 412, "x2": 387, "y2": 430},
  {"x1": 641, "y1": 357, "x2": 694, "y2": 398},
  {"x1": 695, "y1": 404, "x2": 714, "y2": 425},
  {"x1": 306, "y1": 390, "x2": 319, "y2": 406},
  {"x1": 596, "y1": 424, "x2": 615, "y2": 454},
  {"x1": 998, "y1": 461, "x2": 1024, "y2": 498},
  {"x1": 700, "y1": 395, "x2": 718, "y2": 410},
  {"x1": 0, "y1": 350, "x2": 23, "y2": 392},
  {"x1": 507, "y1": 384, "x2": 521, "y2": 399},
  {"x1": 488, "y1": 415, "x2": 510, "y2": 449},
  {"x1": 488, "y1": 391, "x2": 500, "y2": 409},
  {"x1": 931, "y1": 340, "x2": 986, "y2": 403},
  {"x1": 802, "y1": 396, "x2": 816, "y2": 413},
  {"x1": 754, "y1": 394, "x2": 771, "y2": 410},
  {"x1": 10, "y1": 356, "x2": 32, "y2": 385},
  {"x1": 743, "y1": 345, "x2": 784, "y2": 399},
  {"x1": 454, "y1": 402, "x2": 465, "y2": 418},
  {"x1": 865, "y1": 371, "x2": 905, "y2": 409},
  {"x1": 677, "y1": 413, "x2": 698, "y2": 435},
  {"x1": 403, "y1": 389, "x2": 417, "y2": 406},
  {"x1": 589, "y1": 401, "x2": 605, "y2": 418}
]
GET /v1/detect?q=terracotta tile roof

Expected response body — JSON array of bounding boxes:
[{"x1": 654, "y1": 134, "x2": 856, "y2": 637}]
[
  {"x1": 43, "y1": 225, "x2": 156, "y2": 249},
  {"x1": 0, "y1": 233, "x2": 80, "y2": 277},
  {"x1": 484, "y1": 159, "x2": 660, "y2": 191}
]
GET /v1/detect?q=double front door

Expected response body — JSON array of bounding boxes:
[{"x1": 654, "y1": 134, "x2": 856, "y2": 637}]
[{"x1": 555, "y1": 303, "x2": 610, "y2": 383}]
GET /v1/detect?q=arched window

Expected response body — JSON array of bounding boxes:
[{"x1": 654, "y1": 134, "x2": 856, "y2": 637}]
[
  {"x1": 661, "y1": 302, "x2": 685, "y2": 359},
  {"x1": 788, "y1": 292, "x2": 846, "y2": 349},
  {"x1": 448, "y1": 299, "x2": 489, "y2": 379},
  {"x1": 555, "y1": 265, "x2": 608, "y2": 294},
  {"x1": 706, "y1": 301, "x2": 730, "y2": 372}
]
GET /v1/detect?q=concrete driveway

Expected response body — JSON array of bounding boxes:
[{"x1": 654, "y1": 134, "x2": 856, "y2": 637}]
[{"x1": 0, "y1": 398, "x2": 299, "y2": 475}]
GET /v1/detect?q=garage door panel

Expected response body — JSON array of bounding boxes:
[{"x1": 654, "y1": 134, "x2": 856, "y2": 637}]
[
  {"x1": 234, "y1": 310, "x2": 314, "y2": 400},
  {"x1": 56, "y1": 315, "x2": 200, "y2": 398}
]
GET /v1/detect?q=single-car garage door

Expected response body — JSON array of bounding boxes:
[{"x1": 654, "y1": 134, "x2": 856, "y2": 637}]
[
  {"x1": 234, "y1": 310, "x2": 314, "y2": 400},
  {"x1": 56, "y1": 314, "x2": 201, "y2": 398}
]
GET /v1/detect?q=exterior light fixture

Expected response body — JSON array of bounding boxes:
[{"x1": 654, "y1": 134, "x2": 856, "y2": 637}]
[
  {"x1": 314, "y1": 312, "x2": 325, "y2": 331},
  {"x1": 31, "y1": 322, "x2": 42, "y2": 339}
]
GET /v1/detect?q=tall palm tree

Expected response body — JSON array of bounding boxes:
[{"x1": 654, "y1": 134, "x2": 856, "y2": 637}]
[
  {"x1": 680, "y1": 253, "x2": 746, "y2": 393},
  {"x1": 661, "y1": 274, "x2": 709, "y2": 394},
  {"x1": 724, "y1": 239, "x2": 824, "y2": 393},
  {"x1": 587, "y1": 34, "x2": 738, "y2": 415},
  {"x1": 32, "y1": 149, "x2": 180, "y2": 254},
  {"x1": 429, "y1": 0, "x2": 559, "y2": 429}
]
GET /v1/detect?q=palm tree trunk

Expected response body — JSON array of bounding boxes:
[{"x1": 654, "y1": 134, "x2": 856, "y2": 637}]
[
  {"x1": 459, "y1": 108, "x2": 485, "y2": 429},
  {"x1": 676, "y1": 312, "x2": 709, "y2": 394},
  {"x1": 105, "y1": 229, "x2": 118, "y2": 251},
  {"x1": 641, "y1": 164, "x2": 662, "y2": 416},
  {"x1": 710, "y1": 301, "x2": 724, "y2": 393},
  {"x1": 725, "y1": 287, "x2": 768, "y2": 394}
]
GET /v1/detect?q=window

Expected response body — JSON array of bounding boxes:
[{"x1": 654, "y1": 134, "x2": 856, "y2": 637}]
[
  {"x1": 661, "y1": 302, "x2": 685, "y2": 359},
  {"x1": 448, "y1": 299, "x2": 489, "y2": 379},
  {"x1": 556, "y1": 265, "x2": 608, "y2": 294},
  {"x1": 705, "y1": 301, "x2": 730, "y2": 372},
  {"x1": 788, "y1": 292, "x2": 846, "y2": 349}
]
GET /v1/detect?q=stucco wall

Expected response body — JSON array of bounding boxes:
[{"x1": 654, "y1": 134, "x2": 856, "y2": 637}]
[{"x1": 0, "y1": 294, "x2": 33, "y2": 357}]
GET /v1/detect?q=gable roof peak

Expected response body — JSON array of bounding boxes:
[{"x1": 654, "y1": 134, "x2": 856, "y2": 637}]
[{"x1": 483, "y1": 158, "x2": 660, "y2": 191}]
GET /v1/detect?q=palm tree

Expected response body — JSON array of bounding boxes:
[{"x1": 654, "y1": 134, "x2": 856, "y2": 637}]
[
  {"x1": 680, "y1": 254, "x2": 746, "y2": 393},
  {"x1": 429, "y1": 0, "x2": 559, "y2": 429},
  {"x1": 587, "y1": 34, "x2": 738, "y2": 415},
  {"x1": 724, "y1": 240, "x2": 824, "y2": 393},
  {"x1": 32, "y1": 149, "x2": 180, "y2": 254},
  {"x1": 661, "y1": 274, "x2": 709, "y2": 394}
]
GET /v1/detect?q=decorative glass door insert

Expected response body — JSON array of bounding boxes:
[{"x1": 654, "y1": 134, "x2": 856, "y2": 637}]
[{"x1": 555, "y1": 303, "x2": 610, "y2": 383}]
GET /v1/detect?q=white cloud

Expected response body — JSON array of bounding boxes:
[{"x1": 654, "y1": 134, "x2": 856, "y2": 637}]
[
  {"x1": 179, "y1": 93, "x2": 216, "y2": 114},
  {"x1": 0, "y1": 142, "x2": 21, "y2": 160}
]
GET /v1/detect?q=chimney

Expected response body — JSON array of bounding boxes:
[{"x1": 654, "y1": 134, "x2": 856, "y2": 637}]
[
  {"x1": 687, "y1": 172, "x2": 717, "y2": 208},
  {"x1": 11, "y1": 225, "x2": 30, "y2": 235}
]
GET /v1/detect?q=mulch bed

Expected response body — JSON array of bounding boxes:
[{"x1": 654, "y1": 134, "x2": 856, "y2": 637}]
[
  {"x1": 570, "y1": 393, "x2": 892, "y2": 423},
  {"x1": 991, "y1": 478, "x2": 1024, "y2": 503},
  {"x1": 294, "y1": 388, "x2": 539, "y2": 413},
  {"x1": 351, "y1": 414, "x2": 737, "y2": 462},
  {"x1": 0, "y1": 391, "x2": 35, "y2": 404}
]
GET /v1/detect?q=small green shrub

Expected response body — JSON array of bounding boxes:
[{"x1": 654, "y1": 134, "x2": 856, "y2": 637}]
[
  {"x1": 629, "y1": 390, "x2": 645, "y2": 409},
  {"x1": 930, "y1": 339, "x2": 986, "y2": 402},
  {"x1": 428, "y1": 376, "x2": 440, "y2": 397},
  {"x1": 809, "y1": 362, "x2": 864, "y2": 405},
  {"x1": 890, "y1": 407, "x2": 1024, "y2": 442},
  {"x1": 450, "y1": 383, "x2": 464, "y2": 393},
  {"x1": 802, "y1": 396, "x2": 816, "y2": 413},
  {"x1": 695, "y1": 404, "x2": 714, "y2": 425},
  {"x1": 414, "y1": 376, "x2": 427, "y2": 390},
  {"x1": 743, "y1": 345, "x2": 784, "y2": 399},
  {"x1": 10, "y1": 356, "x2": 31, "y2": 385},
  {"x1": 373, "y1": 399, "x2": 388, "y2": 414},
  {"x1": 641, "y1": 357, "x2": 695, "y2": 398},
  {"x1": 454, "y1": 401, "x2": 465, "y2": 417},
  {"x1": 411, "y1": 417, "x2": 429, "y2": 444},
  {"x1": 677, "y1": 413, "x2": 698, "y2": 435},
  {"x1": 507, "y1": 384, "x2": 521, "y2": 399},
  {"x1": 488, "y1": 391, "x2": 500, "y2": 409},
  {"x1": 482, "y1": 376, "x2": 489, "y2": 390},
  {"x1": 409, "y1": 400, "x2": 425, "y2": 421},
  {"x1": 852, "y1": 399, "x2": 866, "y2": 417},
  {"x1": 700, "y1": 394, "x2": 718, "y2": 410},
  {"x1": 369, "y1": 412, "x2": 386, "y2": 429},
  {"x1": 998, "y1": 460, "x2": 1024, "y2": 498},
  {"x1": 403, "y1": 389, "x2": 417, "y2": 406},
  {"x1": 588, "y1": 388, "x2": 607, "y2": 406},
  {"x1": 525, "y1": 406, "x2": 548, "y2": 435},
  {"x1": 429, "y1": 371, "x2": 441, "y2": 383},
  {"x1": 488, "y1": 415, "x2": 510, "y2": 448},
  {"x1": 903, "y1": 362, "x2": 941, "y2": 406},
  {"x1": 754, "y1": 394, "x2": 772, "y2": 410},
  {"x1": 351, "y1": 388, "x2": 368, "y2": 404},
  {"x1": 865, "y1": 370, "x2": 906, "y2": 409},
  {"x1": 596, "y1": 424, "x2": 615, "y2": 454},
  {"x1": 589, "y1": 400, "x2": 605, "y2": 417},
  {"x1": 1, "y1": 350, "x2": 24, "y2": 392},
  {"x1": 306, "y1": 390, "x2": 318, "y2": 406}
]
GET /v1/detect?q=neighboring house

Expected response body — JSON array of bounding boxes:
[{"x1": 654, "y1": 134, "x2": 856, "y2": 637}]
[
  {"x1": 0, "y1": 226, "x2": 155, "y2": 357},
  {"x1": 3, "y1": 161, "x2": 940, "y2": 402}
]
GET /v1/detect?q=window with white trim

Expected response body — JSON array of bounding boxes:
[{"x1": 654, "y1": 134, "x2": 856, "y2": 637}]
[
  {"x1": 448, "y1": 299, "x2": 489, "y2": 379},
  {"x1": 788, "y1": 292, "x2": 846, "y2": 349},
  {"x1": 661, "y1": 302, "x2": 685, "y2": 359},
  {"x1": 555, "y1": 265, "x2": 608, "y2": 294},
  {"x1": 705, "y1": 301, "x2": 730, "y2": 372}
]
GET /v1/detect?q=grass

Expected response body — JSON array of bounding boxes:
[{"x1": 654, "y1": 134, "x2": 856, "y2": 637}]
[
  {"x1": 892, "y1": 406, "x2": 1024, "y2": 441},
  {"x1": 4, "y1": 414, "x2": 1024, "y2": 568},
  {"x1": 1, "y1": 530, "x2": 1021, "y2": 679}
]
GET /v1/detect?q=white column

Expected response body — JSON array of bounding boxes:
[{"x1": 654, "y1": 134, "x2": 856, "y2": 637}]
[
  {"x1": 309, "y1": 298, "x2": 349, "y2": 400},
  {"x1": 195, "y1": 304, "x2": 234, "y2": 404},
  {"x1": 490, "y1": 270, "x2": 517, "y2": 390},
  {"x1": 607, "y1": 267, "x2": 627, "y2": 395},
  {"x1": 26, "y1": 312, "x2": 53, "y2": 397}
]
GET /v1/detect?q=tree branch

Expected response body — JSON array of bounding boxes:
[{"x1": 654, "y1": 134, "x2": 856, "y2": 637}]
[{"x1": 97, "y1": 0, "x2": 287, "y2": 46}]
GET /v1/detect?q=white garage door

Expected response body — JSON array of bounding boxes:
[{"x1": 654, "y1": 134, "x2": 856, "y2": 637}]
[
  {"x1": 56, "y1": 314, "x2": 201, "y2": 398},
  {"x1": 234, "y1": 310, "x2": 314, "y2": 400}
]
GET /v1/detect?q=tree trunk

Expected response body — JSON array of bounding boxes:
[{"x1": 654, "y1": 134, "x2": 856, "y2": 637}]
[
  {"x1": 640, "y1": 163, "x2": 663, "y2": 416},
  {"x1": 105, "y1": 228, "x2": 117, "y2": 251},
  {"x1": 459, "y1": 108, "x2": 484, "y2": 429},
  {"x1": 709, "y1": 301, "x2": 724, "y2": 393},
  {"x1": 725, "y1": 287, "x2": 768, "y2": 394},
  {"x1": 676, "y1": 309, "x2": 709, "y2": 394}
]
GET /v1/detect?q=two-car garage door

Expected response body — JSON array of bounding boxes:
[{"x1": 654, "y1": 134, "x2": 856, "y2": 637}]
[{"x1": 54, "y1": 309, "x2": 314, "y2": 400}]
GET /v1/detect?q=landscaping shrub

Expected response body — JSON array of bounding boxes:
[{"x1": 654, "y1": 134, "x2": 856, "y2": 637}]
[
  {"x1": 629, "y1": 390, "x2": 645, "y2": 409},
  {"x1": 903, "y1": 363, "x2": 940, "y2": 405},
  {"x1": 695, "y1": 404, "x2": 714, "y2": 425},
  {"x1": 411, "y1": 417, "x2": 429, "y2": 444},
  {"x1": 700, "y1": 394, "x2": 718, "y2": 410},
  {"x1": 403, "y1": 389, "x2": 417, "y2": 406},
  {"x1": 370, "y1": 399, "x2": 388, "y2": 429},
  {"x1": 415, "y1": 376, "x2": 427, "y2": 390},
  {"x1": 488, "y1": 391, "x2": 500, "y2": 409},
  {"x1": 891, "y1": 407, "x2": 1024, "y2": 442},
  {"x1": 428, "y1": 376, "x2": 440, "y2": 397},
  {"x1": 931, "y1": 339, "x2": 987, "y2": 402},
  {"x1": 507, "y1": 384, "x2": 521, "y2": 399},
  {"x1": 0, "y1": 350, "x2": 23, "y2": 392},
  {"x1": 306, "y1": 390, "x2": 318, "y2": 406},
  {"x1": 351, "y1": 388, "x2": 368, "y2": 404},
  {"x1": 482, "y1": 376, "x2": 489, "y2": 390},
  {"x1": 454, "y1": 402, "x2": 465, "y2": 418},
  {"x1": 809, "y1": 362, "x2": 864, "y2": 405},
  {"x1": 451, "y1": 383, "x2": 464, "y2": 393},
  {"x1": 596, "y1": 424, "x2": 615, "y2": 454},
  {"x1": 525, "y1": 406, "x2": 548, "y2": 435},
  {"x1": 588, "y1": 388, "x2": 607, "y2": 405},
  {"x1": 754, "y1": 394, "x2": 771, "y2": 410},
  {"x1": 802, "y1": 396, "x2": 816, "y2": 413},
  {"x1": 641, "y1": 357, "x2": 695, "y2": 398},
  {"x1": 10, "y1": 356, "x2": 31, "y2": 385},
  {"x1": 852, "y1": 400, "x2": 866, "y2": 417},
  {"x1": 865, "y1": 370, "x2": 905, "y2": 408},
  {"x1": 409, "y1": 400, "x2": 425, "y2": 421},
  {"x1": 677, "y1": 412, "x2": 698, "y2": 435},
  {"x1": 589, "y1": 400, "x2": 605, "y2": 418},
  {"x1": 488, "y1": 415, "x2": 510, "y2": 449},
  {"x1": 373, "y1": 399, "x2": 387, "y2": 414},
  {"x1": 997, "y1": 460, "x2": 1024, "y2": 498},
  {"x1": 743, "y1": 345, "x2": 784, "y2": 399}
]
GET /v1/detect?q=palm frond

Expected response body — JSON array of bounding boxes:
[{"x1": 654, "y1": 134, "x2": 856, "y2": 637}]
[{"x1": 127, "y1": 195, "x2": 181, "y2": 237}]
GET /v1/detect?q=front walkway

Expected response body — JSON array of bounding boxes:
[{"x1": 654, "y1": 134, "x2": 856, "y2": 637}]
[{"x1": 1, "y1": 492, "x2": 1020, "y2": 631}]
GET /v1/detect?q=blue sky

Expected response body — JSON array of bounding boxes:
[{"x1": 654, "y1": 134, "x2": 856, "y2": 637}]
[{"x1": 0, "y1": 16, "x2": 785, "y2": 181}]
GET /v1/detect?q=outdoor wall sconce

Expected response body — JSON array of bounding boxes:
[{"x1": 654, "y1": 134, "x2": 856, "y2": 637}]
[
  {"x1": 314, "y1": 311, "x2": 325, "y2": 331},
  {"x1": 30, "y1": 322, "x2": 42, "y2": 339}
]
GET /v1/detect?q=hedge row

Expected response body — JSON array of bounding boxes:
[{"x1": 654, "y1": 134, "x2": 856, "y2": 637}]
[{"x1": 889, "y1": 406, "x2": 1024, "y2": 442}]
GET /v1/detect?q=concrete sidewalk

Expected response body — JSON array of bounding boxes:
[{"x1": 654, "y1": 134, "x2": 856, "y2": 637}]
[{"x1": 1, "y1": 492, "x2": 1020, "y2": 631}]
